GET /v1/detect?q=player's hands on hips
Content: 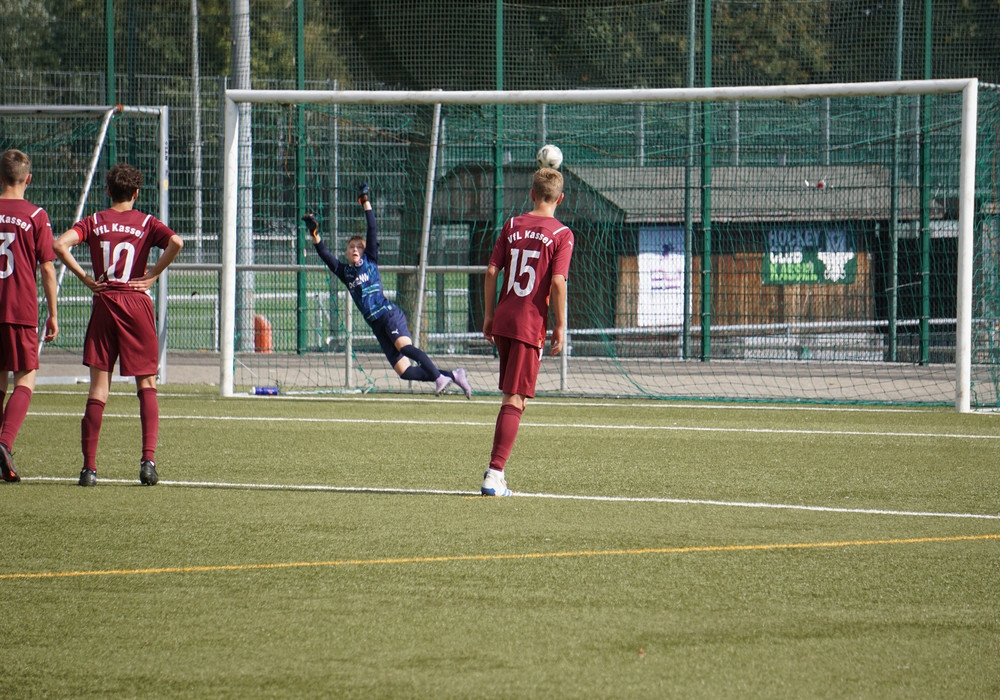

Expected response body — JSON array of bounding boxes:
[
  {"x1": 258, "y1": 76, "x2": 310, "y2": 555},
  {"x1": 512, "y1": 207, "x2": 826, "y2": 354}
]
[
  {"x1": 82, "y1": 274, "x2": 107, "y2": 294},
  {"x1": 549, "y1": 326, "x2": 565, "y2": 355},
  {"x1": 128, "y1": 274, "x2": 157, "y2": 293},
  {"x1": 302, "y1": 213, "x2": 320, "y2": 244},
  {"x1": 357, "y1": 182, "x2": 370, "y2": 204}
]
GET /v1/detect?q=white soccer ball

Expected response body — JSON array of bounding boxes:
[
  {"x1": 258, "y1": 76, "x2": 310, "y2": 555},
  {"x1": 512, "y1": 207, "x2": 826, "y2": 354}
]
[{"x1": 536, "y1": 144, "x2": 563, "y2": 170}]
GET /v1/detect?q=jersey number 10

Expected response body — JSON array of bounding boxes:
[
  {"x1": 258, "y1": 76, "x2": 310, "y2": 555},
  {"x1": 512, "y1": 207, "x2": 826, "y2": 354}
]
[{"x1": 100, "y1": 240, "x2": 137, "y2": 282}]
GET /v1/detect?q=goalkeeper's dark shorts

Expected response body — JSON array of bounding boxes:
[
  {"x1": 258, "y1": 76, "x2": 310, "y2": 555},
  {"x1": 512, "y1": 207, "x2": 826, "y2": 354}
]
[{"x1": 368, "y1": 305, "x2": 411, "y2": 367}]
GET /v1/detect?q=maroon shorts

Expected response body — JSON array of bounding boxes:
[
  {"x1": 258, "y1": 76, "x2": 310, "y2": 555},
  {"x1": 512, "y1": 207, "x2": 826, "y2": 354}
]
[
  {"x1": 0, "y1": 324, "x2": 39, "y2": 372},
  {"x1": 84, "y1": 291, "x2": 158, "y2": 377},
  {"x1": 495, "y1": 335, "x2": 543, "y2": 398}
]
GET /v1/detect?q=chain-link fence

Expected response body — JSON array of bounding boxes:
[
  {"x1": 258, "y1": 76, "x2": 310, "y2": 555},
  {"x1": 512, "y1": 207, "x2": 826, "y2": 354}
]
[{"x1": 3, "y1": 1, "x2": 1000, "y2": 404}]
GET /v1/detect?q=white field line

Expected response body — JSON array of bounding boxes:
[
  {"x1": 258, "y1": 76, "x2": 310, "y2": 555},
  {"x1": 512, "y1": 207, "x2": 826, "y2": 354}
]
[
  {"x1": 26, "y1": 411, "x2": 1000, "y2": 441},
  {"x1": 22, "y1": 476, "x2": 1000, "y2": 520},
  {"x1": 35, "y1": 389, "x2": 969, "y2": 414}
]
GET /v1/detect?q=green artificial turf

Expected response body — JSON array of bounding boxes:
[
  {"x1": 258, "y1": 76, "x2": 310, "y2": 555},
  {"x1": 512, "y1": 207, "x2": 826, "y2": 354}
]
[{"x1": 1, "y1": 388, "x2": 998, "y2": 698}]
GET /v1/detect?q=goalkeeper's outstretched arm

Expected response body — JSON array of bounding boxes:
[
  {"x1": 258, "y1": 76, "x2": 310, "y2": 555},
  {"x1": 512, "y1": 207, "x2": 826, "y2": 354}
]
[
  {"x1": 302, "y1": 213, "x2": 342, "y2": 275},
  {"x1": 357, "y1": 182, "x2": 378, "y2": 264}
]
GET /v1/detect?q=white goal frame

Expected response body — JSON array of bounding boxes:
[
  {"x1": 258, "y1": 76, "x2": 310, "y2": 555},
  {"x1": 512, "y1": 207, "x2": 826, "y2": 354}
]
[{"x1": 220, "y1": 79, "x2": 979, "y2": 410}]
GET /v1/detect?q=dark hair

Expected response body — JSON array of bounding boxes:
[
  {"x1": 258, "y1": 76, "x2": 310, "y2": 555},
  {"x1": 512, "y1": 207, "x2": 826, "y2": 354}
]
[
  {"x1": 0, "y1": 149, "x2": 31, "y2": 187},
  {"x1": 107, "y1": 163, "x2": 143, "y2": 203}
]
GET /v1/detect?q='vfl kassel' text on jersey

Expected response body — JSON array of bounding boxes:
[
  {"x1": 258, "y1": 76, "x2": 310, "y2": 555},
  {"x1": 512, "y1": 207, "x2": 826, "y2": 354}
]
[
  {"x1": 0, "y1": 199, "x2": 55, "y2": 326},
  {"x1": 71, "y1": 209, "x2": 176, "y2": 292},
  {"x1": 489, "y1": 213, "x2": 574, "y2": 348}
]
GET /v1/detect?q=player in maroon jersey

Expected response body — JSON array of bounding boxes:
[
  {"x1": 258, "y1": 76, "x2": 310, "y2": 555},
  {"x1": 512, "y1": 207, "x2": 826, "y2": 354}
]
[
  {"x1": 0, "y1": 150, "x2": 59, "y2": 483},
  {"x1": 54, "y1": 163, "x2": 183, "y2": 487},
  {"x1": 480, "y1": 168, "x2": 574, "y2": 496}
]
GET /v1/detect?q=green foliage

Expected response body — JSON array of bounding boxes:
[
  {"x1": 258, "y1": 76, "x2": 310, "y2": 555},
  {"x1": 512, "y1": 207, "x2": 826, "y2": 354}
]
[
  {"x1": 715, "y1": 0, "x2": 833, "y2": 85},
  {"x1": 0, "y1": 0, "x2": 55, "y2": 70}
]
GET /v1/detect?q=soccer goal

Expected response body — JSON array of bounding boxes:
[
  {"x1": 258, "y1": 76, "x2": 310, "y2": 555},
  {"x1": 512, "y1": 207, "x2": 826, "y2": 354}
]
[
  {"x1": 0, "y1": 104, "x2": 172, "y2": 375},
  {"x1": 219, "y1": 80, "x2": 987, "y2": 411}
]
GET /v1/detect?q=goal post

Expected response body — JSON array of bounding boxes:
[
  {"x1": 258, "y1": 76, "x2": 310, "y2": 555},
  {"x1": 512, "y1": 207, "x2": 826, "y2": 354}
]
[
  {"x1": 220, "y1": 79, "x2": 980, "y2": 410},
  {"x1": 0, "y1": 104, "x2": 171, "y2": 377}
]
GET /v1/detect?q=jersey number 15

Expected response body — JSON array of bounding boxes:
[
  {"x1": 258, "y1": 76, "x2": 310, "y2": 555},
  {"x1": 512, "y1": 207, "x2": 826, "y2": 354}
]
[{"x1": 506, "y1": 248, "x2": 541, "y2": 297}]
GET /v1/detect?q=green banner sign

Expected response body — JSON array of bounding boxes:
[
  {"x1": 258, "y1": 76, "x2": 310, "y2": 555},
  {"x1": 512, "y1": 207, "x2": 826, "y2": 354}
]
[{"x1": 763, "y1": 228, "x2": 857, "y2": 285}]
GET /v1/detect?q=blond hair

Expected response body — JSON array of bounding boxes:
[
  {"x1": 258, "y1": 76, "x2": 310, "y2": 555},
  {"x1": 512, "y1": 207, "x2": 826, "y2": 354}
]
[
  {"x1": 0, "y1": 150, "x2": 31, "y2": 187},
  {"x1": 532, "y1": 168, "x2": 563, "y2": 203}
]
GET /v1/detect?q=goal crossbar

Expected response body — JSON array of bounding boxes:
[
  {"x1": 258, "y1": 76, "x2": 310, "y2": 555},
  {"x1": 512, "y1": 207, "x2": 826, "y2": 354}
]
[{"x1": 221, "y1": 79, "x2": 979, "y2": 410}]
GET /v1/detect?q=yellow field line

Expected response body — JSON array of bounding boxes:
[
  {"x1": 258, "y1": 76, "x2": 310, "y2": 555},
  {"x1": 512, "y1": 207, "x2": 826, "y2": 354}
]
[{"x1": 2, "y1": 533, "x2": 997, "y2": 581}]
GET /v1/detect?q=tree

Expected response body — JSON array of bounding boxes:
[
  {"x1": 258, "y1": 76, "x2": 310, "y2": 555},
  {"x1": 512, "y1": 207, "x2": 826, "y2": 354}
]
[{"x1": 1, "y1": 0, "x2": 55, "y2": 70}]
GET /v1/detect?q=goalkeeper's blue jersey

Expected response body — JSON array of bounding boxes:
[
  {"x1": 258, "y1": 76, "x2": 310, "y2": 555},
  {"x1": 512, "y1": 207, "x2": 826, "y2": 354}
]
[{"x1": 314, "y1": 208, "x2": 393, "y2": 323}]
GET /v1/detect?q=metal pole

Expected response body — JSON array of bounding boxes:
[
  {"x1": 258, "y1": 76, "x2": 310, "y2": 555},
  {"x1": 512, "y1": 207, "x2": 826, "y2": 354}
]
[
  {"x1": 683, "y1": 0, "x2": 695, "y2": 359},
  {"x1": 888, "y1": 0, "x2": 905, "y2": 362},
  {"x1": 413, "y1": 102, "x2": 443, "y2": 347},
  {"x1": 220, "y1": 95, "x2": 239, "y2": 397},
  {"x1": 105, "y1": 0, "x2": 117, "y2": 164},
  {"x1": 231, "y1": 0, "x2": 254, "y2": 353},
  {"x1": 191, "y1": 0, "x2": 203, "y2": 263},
  {"x1": 822, "y1": 98, "x2": 831, "y2": 166},
  {"x1": 634, "y1": 100, "x2": 645, "y2": 166},
  {"x1": 493, "y1": 0, "x2": 504, "y2": 245},
  {"x1": 295, "y1": 0, "x2": 308, "y2": 352},
  {"x1": 156, "y1": 106, "x2": 170, "y2": 383},
  {"x1": 955, "y1": 79, "x2": 977, "y2": 413},
  {"x1": 919, "y1": 0, "x2": 932, "y2": 364},
  {"x1": 700, "y1": 0, "x2": 713, "y2": 361},
  {"x1": 53, "y1": 106, "x2": 120, "y2": 295},
  {"x1": 40, "y1": 105, "x2": 120, "y2": 356}
]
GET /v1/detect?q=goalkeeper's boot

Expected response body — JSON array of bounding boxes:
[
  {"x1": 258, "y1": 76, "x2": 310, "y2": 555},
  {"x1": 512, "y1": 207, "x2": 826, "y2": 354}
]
[
  {"x1": 78, "y1": 468, "x2": 97, "y2": 487},
  {"x1": 0, "y1": 443, "x2": 19, "y2": 483},
  {"x1": 139, "y1": 459, "x2": 159, "y2": 486},
  {"x1": 481, "y1": 468, "x2": 511, "y2": 497},
  {"x1": 434, "y1": 373, "x2": 452, "y2": 396},
  {"x1": 452, "y1": 368, "x2": 472, "y2": 399}
]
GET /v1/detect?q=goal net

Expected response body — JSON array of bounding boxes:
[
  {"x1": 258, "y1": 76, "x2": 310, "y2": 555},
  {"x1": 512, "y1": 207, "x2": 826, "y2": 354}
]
[
  {"x1": 220, "y1": 80, "x2": 994, "y2": 410},
  {"x1": 0, "y1": 105, "x2": 169, "y2": 360}
]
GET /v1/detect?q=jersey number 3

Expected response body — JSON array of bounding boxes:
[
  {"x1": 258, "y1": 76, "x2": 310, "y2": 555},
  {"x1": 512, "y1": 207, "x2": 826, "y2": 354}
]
[
  {"x1": 0, "y1": 232, "x2": 14, "y2": 280},
  {"x1": 506, "y1": 248, "x2": 541, "y2": 297}
]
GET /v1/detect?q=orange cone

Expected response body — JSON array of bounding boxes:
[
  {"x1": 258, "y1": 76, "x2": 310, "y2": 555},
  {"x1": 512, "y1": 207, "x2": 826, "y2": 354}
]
[{"x1": 254, "y1": 314, "x2": 273, "y2": 353}]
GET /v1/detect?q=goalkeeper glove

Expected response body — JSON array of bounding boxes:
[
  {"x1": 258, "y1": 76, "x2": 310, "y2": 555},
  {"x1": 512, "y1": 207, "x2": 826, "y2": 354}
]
[
  {"x1": 302, "y1": 213, "x2": 319, "y2": 240},
  {"x1": 357, "y1": 182, "x2": 370, "y2": 204}
]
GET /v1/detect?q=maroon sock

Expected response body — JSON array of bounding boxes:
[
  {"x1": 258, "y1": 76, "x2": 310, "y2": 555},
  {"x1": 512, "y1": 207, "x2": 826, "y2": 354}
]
[
  {"x1": 489, "y1": 404, "x2": 524, "y2": 472},
  {"x1": 137, "y1": 387, "x2": 158, "y2": 462},
  {"x1": 81, "y1": 398, "x2": 106, "y2": 471},
  {"x1": 0, "y1": 385, "x2": 32, "y2": 450}
]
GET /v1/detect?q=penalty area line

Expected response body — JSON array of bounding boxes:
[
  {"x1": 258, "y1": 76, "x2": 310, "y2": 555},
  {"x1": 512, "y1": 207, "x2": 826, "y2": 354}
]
[
  {"x1": 2, "y1": 533, "x2": 997, "y2": 581},
  {"x1": 21, "y1": 476, "x2": 1000, "y2": 520}
]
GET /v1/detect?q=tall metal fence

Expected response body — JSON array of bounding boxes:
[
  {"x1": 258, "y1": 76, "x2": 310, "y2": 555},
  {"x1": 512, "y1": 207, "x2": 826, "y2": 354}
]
[{"x1": 3, "y1": 1, "x2": 1000, "y2": 404}]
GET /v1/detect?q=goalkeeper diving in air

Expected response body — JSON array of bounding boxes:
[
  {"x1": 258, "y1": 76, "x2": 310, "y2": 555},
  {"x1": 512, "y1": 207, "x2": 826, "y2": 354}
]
[{"x1": 302, "y1": 183, "x2": 472, "y2": 398}]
